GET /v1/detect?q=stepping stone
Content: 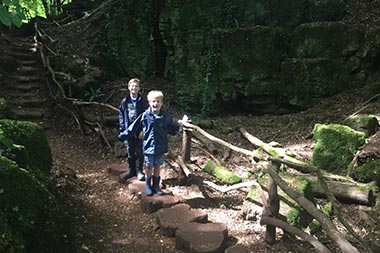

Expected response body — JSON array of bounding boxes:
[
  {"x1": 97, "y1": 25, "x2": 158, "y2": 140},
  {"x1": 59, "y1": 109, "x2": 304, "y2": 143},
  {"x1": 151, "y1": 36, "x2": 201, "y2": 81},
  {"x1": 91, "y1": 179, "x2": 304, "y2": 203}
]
[
  {"x1": 225, "y1": 245, "x2": 252, "y2": 253},
  {"x1": 175, "y1": 222, "x2": 228, "y2": 253},
  {"x1": 156, "y1": 203, "x2": 208, "y2": 237},
  {"x1": 140, "y1": 193, "x2": 179, "y2": 214}
]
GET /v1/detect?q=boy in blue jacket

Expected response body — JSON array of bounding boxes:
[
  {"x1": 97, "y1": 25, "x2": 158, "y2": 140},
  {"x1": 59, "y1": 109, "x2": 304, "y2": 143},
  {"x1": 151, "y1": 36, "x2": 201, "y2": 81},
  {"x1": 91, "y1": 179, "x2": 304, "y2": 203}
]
[
  {"x1": 128, "y1": 90, "x2": 181, "y2": 195},
  {"x1": 118, "y1": 78, "x2": 147, "y2": 181}
]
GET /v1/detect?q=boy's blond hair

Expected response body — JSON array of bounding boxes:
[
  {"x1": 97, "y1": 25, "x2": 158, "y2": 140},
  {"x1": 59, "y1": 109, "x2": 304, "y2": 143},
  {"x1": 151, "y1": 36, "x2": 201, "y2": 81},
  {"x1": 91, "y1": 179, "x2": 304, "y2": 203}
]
[
  {"x1": 128, "y1": 78, "x2": 141, "y2": 88},
  {"x1": 147, "y1": 90, "x2": 164, "y2": 102}
]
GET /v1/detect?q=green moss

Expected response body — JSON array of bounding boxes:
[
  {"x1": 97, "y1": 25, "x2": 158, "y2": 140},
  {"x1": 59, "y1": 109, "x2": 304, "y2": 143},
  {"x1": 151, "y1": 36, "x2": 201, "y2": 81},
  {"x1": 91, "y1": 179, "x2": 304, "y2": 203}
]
[
  {"x1": 342, "y1": 114, "x2": 379, "y2": 137},
  {"x1": 0, "y1": 119, "x2": 52, "y2": 174},
  {"x1": 0, "y1": 156, "x2": 70, "y2": 252},
  {"x1": 0, "y1": 210, "x2": 25, "y2": 253},
  {"x1": 0, "y1": 98, "x2": 15, "y2": 120},
  {"x1": 353, "y1": 161, "x2": 380, "y2": 183},
  {"x1": 203, "y1": 160, "x2": 242, "y2": 184},
  {"x1": 247, "y1": 172, "x2": 314, "y2": 229},
  {"x1": 311, "y1": 124, "x2": 366, "y2": 173},
  {"x1": 283, "y1": 175, "x2": 314, "y2": 229}
]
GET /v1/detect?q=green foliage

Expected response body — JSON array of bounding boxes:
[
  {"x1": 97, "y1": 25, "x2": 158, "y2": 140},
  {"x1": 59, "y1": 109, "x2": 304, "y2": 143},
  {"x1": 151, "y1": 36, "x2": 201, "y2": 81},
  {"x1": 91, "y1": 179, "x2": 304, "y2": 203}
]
[
  {"x1": 0, "y1": 98, "x2": 15, "y2": 120},
  {"x1": 201, "y1": 33, "x2": 220, "y2": 116},
  {"x1": 0, "y1": 128, "x2": 16, "y2": 160},
  {"x1": 0, "y1": 0, "x2": 25, "y2": 27},
  {"x1": 0, "y1": 119, "x2": 52, "y2": 174},
  {"x1": 84, "y1": 86, "x2": 104, "y2": 102},
  {"x1": 0, "y1": 156, "x2": 70, "y2": 253},
  {"x1": 0, "y1": 0, "x2": 74, "y2": 27}
]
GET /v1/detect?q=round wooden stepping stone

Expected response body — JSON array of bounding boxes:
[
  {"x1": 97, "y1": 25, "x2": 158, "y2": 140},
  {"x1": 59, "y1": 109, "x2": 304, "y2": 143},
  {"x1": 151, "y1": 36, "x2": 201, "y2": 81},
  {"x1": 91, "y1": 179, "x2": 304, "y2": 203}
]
[
  {"x1": 140, "y1": 193, "x2": 179, "y2": 214},
  {"x1": 156, "y1": 203, "x2": 208, "y2": 237},
  {"x1": 175, "y1": 222, "x2": 228, "y2": 253}
]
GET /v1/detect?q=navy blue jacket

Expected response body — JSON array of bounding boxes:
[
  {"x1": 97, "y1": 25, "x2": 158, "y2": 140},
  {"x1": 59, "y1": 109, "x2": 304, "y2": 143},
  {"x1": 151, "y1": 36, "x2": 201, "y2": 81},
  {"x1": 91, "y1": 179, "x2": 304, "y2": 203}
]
[
  {"x1": 118, "y1": 94, "x2": 147, "y2": 140},
  {"x1": 128, "y1": 108, "x2": 179, "y2": 156}
]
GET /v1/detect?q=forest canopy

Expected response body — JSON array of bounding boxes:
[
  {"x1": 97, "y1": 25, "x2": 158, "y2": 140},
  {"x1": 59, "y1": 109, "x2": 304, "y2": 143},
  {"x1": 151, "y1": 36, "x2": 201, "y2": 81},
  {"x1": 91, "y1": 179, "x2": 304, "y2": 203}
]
[{"x1": 0, "y1": 0, "x2": 73, "y2": 27}]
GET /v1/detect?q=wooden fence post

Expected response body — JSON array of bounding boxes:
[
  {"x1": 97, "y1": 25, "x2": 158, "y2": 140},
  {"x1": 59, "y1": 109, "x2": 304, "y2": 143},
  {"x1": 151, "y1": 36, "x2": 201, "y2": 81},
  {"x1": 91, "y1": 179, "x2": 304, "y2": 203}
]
[
  {"x1": 265, "y1": 161, "x2": 281, "y2": 244},
  {"x1": 181, "y1": 128, "x2": 192, "y2": 162}
]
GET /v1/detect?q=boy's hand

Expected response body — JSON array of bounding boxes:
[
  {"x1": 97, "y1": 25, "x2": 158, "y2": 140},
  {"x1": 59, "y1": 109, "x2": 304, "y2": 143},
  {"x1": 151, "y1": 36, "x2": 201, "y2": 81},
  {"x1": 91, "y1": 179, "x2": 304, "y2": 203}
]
[{"x1": 178, "y1": 114, "x2": 189, "y2": 125}]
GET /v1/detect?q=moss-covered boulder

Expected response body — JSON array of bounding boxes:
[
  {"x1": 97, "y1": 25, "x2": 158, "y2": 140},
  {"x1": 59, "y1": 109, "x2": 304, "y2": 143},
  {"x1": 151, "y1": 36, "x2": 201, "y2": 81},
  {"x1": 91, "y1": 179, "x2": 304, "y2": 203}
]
[
  {"x1": 0, "y1": 98, "x2": 14, "y2": 120},
  {"x1": 247, "y1": 172, "x2": 314, "y2": 229},
  {"x1": 203, "y1": 160, "x2": 242, "y2": 184},
  {"x1": 342, "y1": 114, "x2": 379, "y2": 137},
  {"x1": 0, "y1": 119, "x2": 52, "y2": 174},
  {"x1": 312, "y1": 124, "x2": 366, "y2": 173},
  {"x1": 353, "y1": 161, "x2": 380, "y2": 183},
  {"x1": 0, "y1": 156, "x2": 70, "y2": 253}
]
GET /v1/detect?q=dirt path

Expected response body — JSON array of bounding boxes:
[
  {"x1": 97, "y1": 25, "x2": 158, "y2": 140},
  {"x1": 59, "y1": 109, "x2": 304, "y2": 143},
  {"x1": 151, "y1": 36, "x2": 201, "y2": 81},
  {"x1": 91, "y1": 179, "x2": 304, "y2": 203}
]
[{"x1": 44, "y1": 116, "x2": 183, "y2": 253}]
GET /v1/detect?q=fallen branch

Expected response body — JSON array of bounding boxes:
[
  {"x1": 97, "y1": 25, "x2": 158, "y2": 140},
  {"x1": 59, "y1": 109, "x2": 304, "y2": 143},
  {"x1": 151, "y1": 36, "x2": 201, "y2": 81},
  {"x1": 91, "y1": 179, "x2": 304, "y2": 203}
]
[
  {"x1": 261, "y1": 216, "x2": 331, "y2": 253},
  {"x1": 203, "y1": 180, "x2": 256, "y2": 193},
  {"x1": 176, "y1": 156, "x2": 192, "y2": 177},
  {"x1": 267, "y1": 166, "x2": 360, "y2": 253},
  {"x1": 72, "y1": 100, "x2": 118, "y2": 112},
  {"x1": 182, "y1": 122, "x2": 264, "y2": 160}
]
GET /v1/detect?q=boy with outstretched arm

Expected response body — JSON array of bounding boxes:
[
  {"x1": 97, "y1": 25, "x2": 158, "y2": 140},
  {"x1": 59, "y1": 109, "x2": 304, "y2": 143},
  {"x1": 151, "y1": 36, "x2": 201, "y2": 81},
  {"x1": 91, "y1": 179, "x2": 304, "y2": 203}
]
[
  {"x1": 128, "y1": 90, "x2": 185, "y2": 195},
  {"x1": 117, "y1": 78, "x2": 147, "y2": 181}
]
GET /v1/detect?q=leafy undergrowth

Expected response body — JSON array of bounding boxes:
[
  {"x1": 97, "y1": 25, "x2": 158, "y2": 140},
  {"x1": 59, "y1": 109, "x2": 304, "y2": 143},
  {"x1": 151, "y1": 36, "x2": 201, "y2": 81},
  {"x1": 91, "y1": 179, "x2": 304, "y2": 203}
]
[{"x1": 44, "y1": 84, "x2": 380, "y2": 253}]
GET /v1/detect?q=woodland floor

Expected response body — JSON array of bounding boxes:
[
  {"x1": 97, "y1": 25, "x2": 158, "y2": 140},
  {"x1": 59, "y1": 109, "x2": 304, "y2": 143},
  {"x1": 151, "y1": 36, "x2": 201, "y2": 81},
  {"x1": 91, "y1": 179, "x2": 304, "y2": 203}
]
[
  {"x1": 2, "y1": 0, "x2": 380, "y2": 251},
  {"x1": 42, "y1": 84, "x2": 380, "y2": 253}
]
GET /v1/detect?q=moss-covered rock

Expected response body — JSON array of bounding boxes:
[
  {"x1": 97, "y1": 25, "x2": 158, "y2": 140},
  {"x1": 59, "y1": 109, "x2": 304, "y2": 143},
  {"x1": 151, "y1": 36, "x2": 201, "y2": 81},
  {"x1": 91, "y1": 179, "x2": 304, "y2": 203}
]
[
  {"x1": 353, "y1": 161, "x2": 380, "y2": 183},
  {"x1": 247, "y1": 172, "x2": 314, "y2": 229},
  {"x1": 285, "y1": 176, "x2": 314, "y2": 229},
  {"x1": 342, "y1": 114, "x2": 379, "y2": 137},
  {"x1": 203, "y1": 160, "x2": 242, "y2": 184},
  {"x1": 0, "y1": 156, "x2": 70, "y2": 253},
  {"x1": 312, "y1": 124, "x2": 366, "y2": 173},
  {"x1": 0, "y1": 98, "x2": 15, "y2": 120},
  {"x1": 0, "y1": 119, "x2": 52, "y2": 174}
]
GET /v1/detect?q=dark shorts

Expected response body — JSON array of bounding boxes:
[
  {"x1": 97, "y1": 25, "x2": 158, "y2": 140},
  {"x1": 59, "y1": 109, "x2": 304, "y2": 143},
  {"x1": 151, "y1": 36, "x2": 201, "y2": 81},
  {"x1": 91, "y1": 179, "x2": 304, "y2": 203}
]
[{"x1": 144, "y1": 154, "x2": 164, "y2": 167}]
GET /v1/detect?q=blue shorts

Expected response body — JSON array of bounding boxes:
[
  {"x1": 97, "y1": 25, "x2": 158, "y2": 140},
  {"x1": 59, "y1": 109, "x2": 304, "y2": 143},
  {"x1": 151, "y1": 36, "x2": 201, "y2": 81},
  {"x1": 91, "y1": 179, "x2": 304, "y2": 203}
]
[{"x1": 144, "y1": 154, "x2": 164, "y2": 167}]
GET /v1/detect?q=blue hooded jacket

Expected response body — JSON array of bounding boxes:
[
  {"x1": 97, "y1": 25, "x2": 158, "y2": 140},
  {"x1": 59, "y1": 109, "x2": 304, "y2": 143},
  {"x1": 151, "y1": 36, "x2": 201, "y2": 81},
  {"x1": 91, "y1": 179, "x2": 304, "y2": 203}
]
[
  {"x1": 128, "y1": 108, "x2": 179, "y2": 156},
  {"x1": 117, "y1": 94, "x2": 147, "y2": 141}
]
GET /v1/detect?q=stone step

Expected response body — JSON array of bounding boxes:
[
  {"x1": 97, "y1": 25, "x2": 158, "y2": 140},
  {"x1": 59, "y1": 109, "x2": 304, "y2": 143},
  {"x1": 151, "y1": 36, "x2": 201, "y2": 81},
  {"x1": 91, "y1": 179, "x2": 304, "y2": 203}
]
[
  {"x1": 14, "y1": 75, "x2": 41, "y2": 82},
  {"x1": 16, "y1": 66, "x2": 41, "y2": 75},
  {"x1": 10, "y1": 44, "x2": 37, "y2": 53},
  {"x1": 9, "y1": 51, "x2": 37, "y2": 60},
  {"x1": 156, "y1": 203, "x2": 208, "y2": 237},
  {"x1": 11, "y1": 82, "x2": 41, "y2": 91},
  {"x1": 16, "y1": 59, "x2": 39, "y2": 66},
  {"x1": 175, "y1": 222, "x2": 228, "y2": 253},
  {"x1": 107, "y1": 163, "x2": 252, "y2": 253},
  {"x1": 10, "y1": 97, "x2": 47, "y2": 107},
  {"x1": 11, "y1": 108, "x2": 46, "y2": 119}
]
